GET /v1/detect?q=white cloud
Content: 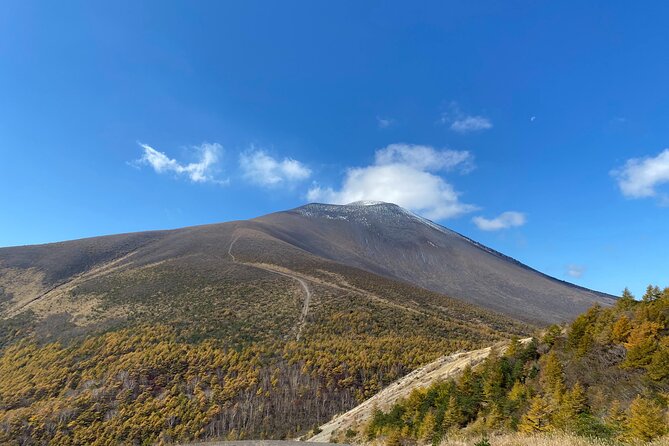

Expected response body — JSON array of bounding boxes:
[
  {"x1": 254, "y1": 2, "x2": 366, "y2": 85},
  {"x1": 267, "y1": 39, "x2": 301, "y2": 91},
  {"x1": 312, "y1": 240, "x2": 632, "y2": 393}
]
[
  {"x1": 240, "y1": 149, "x2": 311, "y2": 187},
  {"x1": 307, "y1": 144, "x2": 477, "y2": 220},
  {"x1": 566, "y1": 264, "x2": 586, "y2": 279},
  {"x1": 377, "y1": 116, "x2": 394, "y2": 128},
  {"x1": 611, "y1": 149, "x2": 669, "y2": 199},
  {"x1": 134, "y1": 142, "x2": 225, "y2": 184},
  {"x1": 451, "y1": 116, "x2": 493, "y2": 133},
  {"x1": 472, "y1": 211, "x2": 526, "y2": 231},
  {"x1": 375, "y1": 143, "x2": 474, "y2": 173},
  {"x1": 440, "y1": 103, "x2": 492, "y2": 133}
]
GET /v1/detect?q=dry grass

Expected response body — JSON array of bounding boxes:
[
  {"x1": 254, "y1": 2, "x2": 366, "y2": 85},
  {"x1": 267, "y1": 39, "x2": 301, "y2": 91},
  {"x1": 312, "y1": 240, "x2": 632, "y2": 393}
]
[{"x1": 436, "y1": 433, "x2": 669, "y2": 446}]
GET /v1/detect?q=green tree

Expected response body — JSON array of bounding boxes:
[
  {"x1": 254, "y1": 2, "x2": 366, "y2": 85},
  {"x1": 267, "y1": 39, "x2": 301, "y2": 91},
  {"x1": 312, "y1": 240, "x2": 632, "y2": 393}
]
[
  {"x1": 418, "y1": 411, "x2": 436, "y2": 443},
  {"x1": 642, "y1": 285, "x2": 661, "y2": 302},
  {"x1": 539, "y1": 351, "x2": 565, "y2": 399},
  {"x1": 542, "y1": 325, "x2": 562, "y2": 347},
  {"x1": 624, "y1": 396, "x2": 667, "y2": 441},
  {"x1": 554, "y1": 382, "x2": 588, "y2": 429},
  {"x1": 442, "y1": 395, "x2": 464, "y2": 430},
  {"x1": 605, "y1": 400, "x2": 626, "y2": 434},
  {"x1": 647, "y1": 342, "x2": 669, "y2": 382},
  {"x1": 616, "y1": 287, "x2": 636, "y2": 310}
]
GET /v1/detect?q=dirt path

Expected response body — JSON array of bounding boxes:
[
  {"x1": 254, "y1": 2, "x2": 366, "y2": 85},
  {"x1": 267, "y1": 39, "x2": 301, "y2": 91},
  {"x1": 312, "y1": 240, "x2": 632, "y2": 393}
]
[
  {"x1": 307, "y1": 338, "x2": 532, "y2": 442},
  {"x1": 228, "y1": 234, "x2": 311, "y2": 340}
]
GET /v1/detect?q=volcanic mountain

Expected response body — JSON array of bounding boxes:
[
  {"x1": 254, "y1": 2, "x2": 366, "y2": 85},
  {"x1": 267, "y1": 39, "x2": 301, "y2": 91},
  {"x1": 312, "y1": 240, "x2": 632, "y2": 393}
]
[
  {"x1": 254, "y1": 201, "x2": 615, "y2": 323},
  {"x1": 0, "y1": 201, "x2": 616, "y2": 443},
  {"x1": 0, "y1": 201, "x2": 614, "y2": 329}
]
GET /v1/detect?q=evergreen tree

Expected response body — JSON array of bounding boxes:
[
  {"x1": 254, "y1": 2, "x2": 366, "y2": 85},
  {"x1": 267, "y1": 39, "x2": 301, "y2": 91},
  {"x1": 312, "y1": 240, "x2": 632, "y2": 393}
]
[
  {"x1": 616, "y1": 287, "x2": 636, "y2": 310},
  {"x1": 506, "y1": 337, "x2": 522, "y2": 358},
  {"x1": 418, "y1": 411, "x2": 436, "y2": 443},
  {"x1": 623, "y1": 320, "x2": 662, "y2": 368},
  {"x1": 539, "y1": 351, "x2": 565, "y2": 400},
  {"x1": 610, "y1": 316, "x2": 631, "y2": 343},
  {"x1": 542, "y1": 325, "x2": 562, "y2": 347},
  {"x1": 642, "y1": 285, "x2": 661, "y2": 302},
  {"x1": 485, "y1": 404, "x2": 504, "y2": 430},
  {"x1": 442, "y1": 395, "x2": 464, "y2": 430},
  {"x1": 518, "y1": 396, "x2": 552, "y2": 433},
  {"x1": 554, "y1": 382, "x2": 588, "y2": 429},
  {"x1": 624, "y1": 396, "x2": 667, "y2": 441},
  {"x1": 605, "y1": 399, "x2": 626, "y2": 434},
  {"x1": 385, "y1": 429, "x2": 402, "y2": 446},
  {"x1": 647, "y1": 342, "x2": 669, "y2": 382}
]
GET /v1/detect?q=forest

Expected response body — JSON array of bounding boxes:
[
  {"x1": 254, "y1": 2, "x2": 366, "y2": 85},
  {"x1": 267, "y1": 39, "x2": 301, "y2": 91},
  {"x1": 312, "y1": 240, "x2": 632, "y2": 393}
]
[
  {"x1": 363, "y1": 286, "x2": 669, "y2": 445},
  {"x1": 0, "y1": 276, "x2": 522, "y2": 445}
]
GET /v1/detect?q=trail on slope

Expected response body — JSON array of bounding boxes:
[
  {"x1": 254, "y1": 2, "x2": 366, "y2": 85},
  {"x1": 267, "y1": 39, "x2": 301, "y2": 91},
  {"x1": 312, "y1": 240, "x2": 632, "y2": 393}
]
[
  {"x1": 228, "y1": 234, "x2": 311, "y2": 341},
  {"x1": 307, "y1": 338, "x2": 532, "y2": 443}
]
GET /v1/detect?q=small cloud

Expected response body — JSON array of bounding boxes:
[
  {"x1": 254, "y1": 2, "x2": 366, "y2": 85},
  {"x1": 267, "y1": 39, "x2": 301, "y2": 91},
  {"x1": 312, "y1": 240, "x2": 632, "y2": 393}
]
[
  {"x1": 566, "y1": 264, "x2": 586, "y2": 279},
  {"x1": 239, "y1": 149, "x2": 311, "y2": 187},
  {"x1": 530, "y1": 116, "x2": 536, "y2": 122},
  {"x1": 611, "y1": 148, "x2": 669, "y2": 199},
  {"x1": 374, "y1": 143, "x2": 474, "y2": 173},
  {"x1": 440, "y1": 103, "x2": 492, "y2": 134},
  {"x1": 472, "y1": 211, "x2": 526, "y2": 231},
  {"x1": 307, "y1": 143, "x2": 477, "y2": 220},
  {"x1": 451, "y1": 116, "x2": 493, "y2": 133},
  {"x1": 132, "y1": 142, "x2": 227, "y2": 184},
  {"x1": 376, "y1": 116, "x2": 395, "y2": 128}
]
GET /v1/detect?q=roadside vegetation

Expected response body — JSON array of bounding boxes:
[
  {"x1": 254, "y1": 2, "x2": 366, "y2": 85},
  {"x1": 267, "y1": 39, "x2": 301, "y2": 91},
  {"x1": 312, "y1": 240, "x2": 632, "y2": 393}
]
[{"x1": 362, "y1": 286, "x2": 669, "y2": 445}]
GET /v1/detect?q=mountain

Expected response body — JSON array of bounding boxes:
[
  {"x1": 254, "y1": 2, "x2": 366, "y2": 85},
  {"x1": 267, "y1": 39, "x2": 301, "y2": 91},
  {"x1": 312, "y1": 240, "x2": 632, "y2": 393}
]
[
  {"x1": 0, "y1": 202, "x2": 615, "y2": 444},
  {"x1": 0, "y1": 201, "x2": 613, "y2": 330},
  {"x1": 253, "y1": 201, "x2": 615, "y2": 323}
]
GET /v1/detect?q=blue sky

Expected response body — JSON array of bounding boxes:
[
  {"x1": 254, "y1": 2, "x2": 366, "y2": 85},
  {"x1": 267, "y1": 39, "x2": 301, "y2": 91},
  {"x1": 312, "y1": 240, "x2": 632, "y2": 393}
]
[{"x1": 1, "y1": 1, "x2": 668, "y2": 297}]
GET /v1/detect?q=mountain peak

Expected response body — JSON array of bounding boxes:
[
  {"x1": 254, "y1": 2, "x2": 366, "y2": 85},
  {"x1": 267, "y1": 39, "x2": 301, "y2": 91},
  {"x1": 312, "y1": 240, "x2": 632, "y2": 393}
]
[{"x1": 346, "y1": 200, "x2": 391, "y2": 206}]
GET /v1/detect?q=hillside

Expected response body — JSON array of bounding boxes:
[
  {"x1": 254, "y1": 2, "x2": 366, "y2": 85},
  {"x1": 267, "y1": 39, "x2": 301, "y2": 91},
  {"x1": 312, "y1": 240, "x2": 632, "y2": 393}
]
[
  {"x1": 0, "y1": 202, "x2": 616, "y2": 444},
  {"x1": 358, "y1": 287, "x2": 669, "y2": 445},
  {"x1": 254, "y1": 202, "x2": 615, "y2": 324},
  {"x1": 1, "y1": 202, "x2": 614, "y2": 327},
  {"x1": 307, "y1": 339, "x2": 531, "y2": 443},
  {"x1": 0, "y1": 206, "x2": 534, "y2": 444}
]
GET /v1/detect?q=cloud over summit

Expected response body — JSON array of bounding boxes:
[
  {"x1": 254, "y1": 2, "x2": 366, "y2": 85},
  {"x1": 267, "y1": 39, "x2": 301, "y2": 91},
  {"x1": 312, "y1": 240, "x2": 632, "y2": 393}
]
[{"x1": 308, "y1": 144, "x2": 477, "y2": 220}]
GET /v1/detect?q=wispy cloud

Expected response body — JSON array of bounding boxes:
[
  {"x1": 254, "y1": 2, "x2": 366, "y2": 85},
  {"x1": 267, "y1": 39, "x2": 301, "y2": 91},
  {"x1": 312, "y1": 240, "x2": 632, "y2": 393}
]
[
  {"x1": 566, "y1": 264, "x2": 586, "y2": 279},
  {"x1": 133, "y1": 142, "x2": 227, "y2": 184},
  {"x1": 375, "y1": 143, "x2": 474, "y2": 173},
  {"x1": 472, "y1": 211, "x2": 526, "y2": 231},
  {"x1": 611, "y1": 149, "x2": 669, "y2": 199},
  {"x1": 307, "y1": 144, "x2": 477, "y2": 220},
  {"x1": 376, "y1": 116, "x2": 395, "y2": 128},
  {"x1": 440, "y1": 103, "x2": 492, "y2": 134},
  {"x1": 239, "y1": 149, "x2": 311, "y2": 187}
]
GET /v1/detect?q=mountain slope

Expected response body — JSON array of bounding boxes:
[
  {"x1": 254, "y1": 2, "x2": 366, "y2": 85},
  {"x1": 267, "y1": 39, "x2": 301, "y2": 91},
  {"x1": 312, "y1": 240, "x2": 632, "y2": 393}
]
[
  {"x1": 252, "y1": 202, "x2": 615, "y2": 323},
  {"x1": 0, "y1": 202, "x2": 613, "y2": 330},
  {"x1": 0, "y1": 205, "x2": 533, "y2": 444},
  {"x1": 307, "y1": 338, "x2": 532, "y2": 443}
]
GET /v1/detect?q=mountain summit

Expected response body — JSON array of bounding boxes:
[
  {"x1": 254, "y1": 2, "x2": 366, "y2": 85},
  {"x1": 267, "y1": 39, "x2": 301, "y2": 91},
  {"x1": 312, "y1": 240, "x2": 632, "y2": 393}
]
[{"x1": 253, "y1": 202, "x2": 615, "y2": 323}]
